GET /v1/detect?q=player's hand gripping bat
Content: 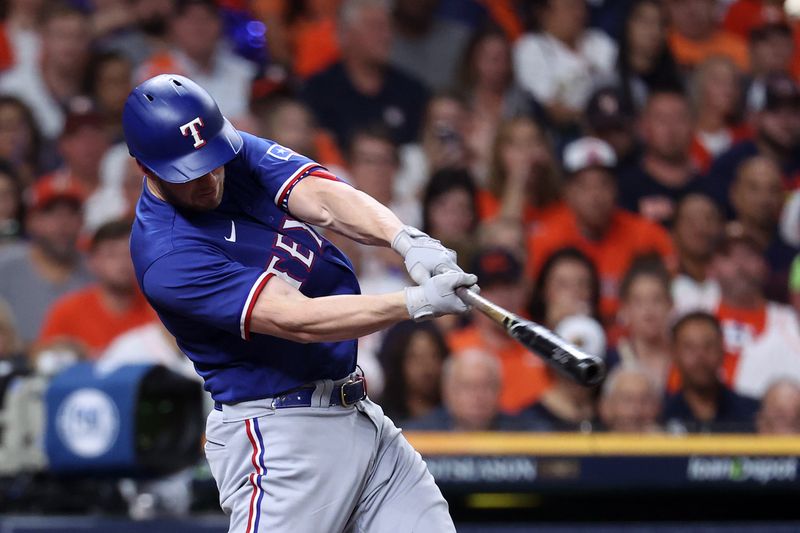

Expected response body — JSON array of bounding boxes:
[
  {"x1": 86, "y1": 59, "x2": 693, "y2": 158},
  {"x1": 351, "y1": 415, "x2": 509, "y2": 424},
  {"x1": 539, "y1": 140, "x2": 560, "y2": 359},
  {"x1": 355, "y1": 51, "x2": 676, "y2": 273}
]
[{"x1": 446, "y1": 273, "x2": 606, "y2": 387}]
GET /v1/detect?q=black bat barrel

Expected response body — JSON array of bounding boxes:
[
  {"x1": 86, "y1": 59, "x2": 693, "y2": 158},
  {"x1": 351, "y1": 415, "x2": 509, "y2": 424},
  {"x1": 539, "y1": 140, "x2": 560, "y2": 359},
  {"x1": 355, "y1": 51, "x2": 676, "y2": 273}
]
[{"x1": 507, "y1": 318, "x2": 607, "y2": 386}]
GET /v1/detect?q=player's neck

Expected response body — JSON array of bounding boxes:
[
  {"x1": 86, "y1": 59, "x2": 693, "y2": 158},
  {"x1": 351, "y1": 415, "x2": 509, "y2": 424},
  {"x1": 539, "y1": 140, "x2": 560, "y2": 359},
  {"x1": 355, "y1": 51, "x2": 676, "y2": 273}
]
[{"x1": 146, "y1": 177, "x2": 167, "y2": 202}]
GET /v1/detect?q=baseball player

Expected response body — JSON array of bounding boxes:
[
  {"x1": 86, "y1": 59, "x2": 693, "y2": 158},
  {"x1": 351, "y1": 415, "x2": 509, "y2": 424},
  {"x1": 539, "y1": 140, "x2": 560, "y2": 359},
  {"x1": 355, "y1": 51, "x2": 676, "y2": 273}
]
[{"x1": 124, "y1": 74, "x2": 472, "y2": 532}]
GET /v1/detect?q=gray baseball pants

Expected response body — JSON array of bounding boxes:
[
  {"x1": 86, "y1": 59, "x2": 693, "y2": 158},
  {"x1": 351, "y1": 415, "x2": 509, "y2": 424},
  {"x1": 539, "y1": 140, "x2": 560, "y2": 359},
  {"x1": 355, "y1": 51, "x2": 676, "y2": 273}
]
[{"x1": 204, "y1": 377, "x2": 456, "y2": 532}]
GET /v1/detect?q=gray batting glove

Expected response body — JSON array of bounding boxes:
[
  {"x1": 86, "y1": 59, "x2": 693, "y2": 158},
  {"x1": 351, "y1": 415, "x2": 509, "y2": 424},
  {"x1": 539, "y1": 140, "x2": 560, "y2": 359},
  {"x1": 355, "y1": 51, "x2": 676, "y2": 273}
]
[
  {"x1": 405, "y1": 271, "x2": 478, "y2": 321},
  {"x1": 391, "y1": 225, "x2": 462, "y2": 284}
]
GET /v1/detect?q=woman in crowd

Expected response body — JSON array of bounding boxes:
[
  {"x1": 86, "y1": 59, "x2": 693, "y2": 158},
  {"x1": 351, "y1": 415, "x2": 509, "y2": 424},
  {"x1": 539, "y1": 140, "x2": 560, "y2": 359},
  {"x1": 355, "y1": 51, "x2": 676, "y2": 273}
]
[
  {"x1": 0, "y1": 95, "x2": 42, "y2": 185},
  {"x1": 84, "y1": 50, "x2": 134, "y2": 144},
  {"x1": 608, "y1": 257, "x2": 674, "y2": 389},
  {"x1": 477, "y1": 116, "x2": 562, "y2": 227},
  {"x1": 377, "y1": 321, "x2": 450, "y2": 426}
]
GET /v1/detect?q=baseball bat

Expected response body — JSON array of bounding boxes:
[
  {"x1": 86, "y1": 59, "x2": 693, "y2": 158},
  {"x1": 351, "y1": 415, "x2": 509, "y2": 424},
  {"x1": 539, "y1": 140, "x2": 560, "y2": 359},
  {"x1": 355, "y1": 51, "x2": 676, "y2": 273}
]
[{"x1": 452, "y1": 283, "x2": 606, "y2": 387}]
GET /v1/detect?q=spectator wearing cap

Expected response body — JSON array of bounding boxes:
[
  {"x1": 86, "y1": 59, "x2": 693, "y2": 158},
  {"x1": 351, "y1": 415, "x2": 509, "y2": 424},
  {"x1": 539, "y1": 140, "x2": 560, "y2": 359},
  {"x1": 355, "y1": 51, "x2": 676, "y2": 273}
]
[
  {"x1": 707, "y1": 223, "x2": 800, "y2": 399},
  {"x1": 136, "y1": 0, "x2": 257, "y2": 122},
  {"x1": 613, "y1": 0, "x2": 683, "y2": 112},
  {"x1": 0, "y1": 174, "x2": 91, "y2": 344},
  {"x1": 756, "y1": 379, "x2": 800, "y2": 434},
  {"x1": 477, "y1": 116, "x2": 563, "y2": 227},
  {"x1": 599, "y1": 365, "x2": 663, "y2": 433},
  {"x1": 584, "y1": 87, "x2": 640, "y2": 172},
  {"x1": 513, "y1": 0, "x2": 617, "y2": 131},
  {"x1": 723, "y1": 0, "x2": 790, "y2": 42},
  {"x1": 301, "y1": 0, "x2": 429, "y2": 148},
  {"x1": 618, "y1": 90, "x2": 705, "y2": 226},
  {"x1": 707, "y1": 73, "x2": 800, "y2": 217},
  {"x1": 39, "y1": 219, "x2": 155, "y2": 358},
  {"x1": 671, "y1": 193, "x2": 724, "y2": 314},
  {"x1": 403, "y1": 348, "x2": 537, "y2": 431},
  {"x1": 389, "y1": 0, "x2": 471, "y2": 92},
  {"x1": 663, "y1": 311, "x2": 759, "y2": 433},
  {"x1": 521, "y1": 313, "x2": 606, "y2": 432},
  {"x1": 0, "y1": 3, "x2": 91, "y2": 140},
  {"x1": 448, "y1": 247, "x2": 552, "y2": 413},
  {"x1": 689, "y1": 56, "x2": 751, "y2": 175},
  {"x1": 666, "y1": 0, "x2": 749, "y2": 71},
  {"x1": 745, "y1": 23, "x2": 795, "y2": 112},
  {"x1": 729, "y1": 156, "x2": 796, "y2": 303},
  {"x1": 525, "y1": 137, "x2": 674, "y2": 322}
]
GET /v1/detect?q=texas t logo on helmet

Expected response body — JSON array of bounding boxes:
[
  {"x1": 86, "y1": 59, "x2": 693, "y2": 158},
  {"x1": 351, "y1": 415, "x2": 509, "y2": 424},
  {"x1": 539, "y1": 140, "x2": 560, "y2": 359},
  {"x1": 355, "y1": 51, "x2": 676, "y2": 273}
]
[{"x1": 180, "y1": 117, "x2": 206, "y2": 149}]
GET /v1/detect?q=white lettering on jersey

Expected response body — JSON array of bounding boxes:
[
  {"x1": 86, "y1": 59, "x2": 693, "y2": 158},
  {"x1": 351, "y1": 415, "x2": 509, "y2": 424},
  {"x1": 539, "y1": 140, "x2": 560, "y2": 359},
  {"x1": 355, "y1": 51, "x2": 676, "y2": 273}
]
[
  {"x1": 264, "y1": 256, "x2": 302, "y2": 289},
  {"x1": 179, "y1": 117, "x2": 206, "y2": 148},
  {"x1": 274, "y1": 235, "x2": 314, "y2": 268},
  {"x1": 282, "y1": 219, "x2": 323, "y2": 248},
  {"x1": 224, "y1": 221, "x2": 236, "y2": 242}
]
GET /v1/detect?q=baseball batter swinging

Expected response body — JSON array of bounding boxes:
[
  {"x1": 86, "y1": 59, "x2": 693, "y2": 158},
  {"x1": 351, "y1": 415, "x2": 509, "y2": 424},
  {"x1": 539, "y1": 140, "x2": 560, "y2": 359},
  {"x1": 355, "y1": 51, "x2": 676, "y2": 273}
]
[{"x1": 124, "y1": 74, "x2": 473, "y2": 532}]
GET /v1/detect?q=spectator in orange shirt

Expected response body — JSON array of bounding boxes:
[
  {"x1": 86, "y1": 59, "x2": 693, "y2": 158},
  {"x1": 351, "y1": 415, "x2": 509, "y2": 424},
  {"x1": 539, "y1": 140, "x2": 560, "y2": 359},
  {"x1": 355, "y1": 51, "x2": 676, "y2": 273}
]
[
  {"x1": 448, "y1": 247, "x2": 552, "y2": 413},
  {"x1": 526, "y1": 137, "x2": 675, "y2": 323},
  {"x1": 666, "y1": 0, "x2": 749, "y2": 71},
  {"x1": 39, "y1": 219, "x2": 156, "y2": 358},
  {"x1": 477, "y1": 116, "x2": 563, "y2": 227}
]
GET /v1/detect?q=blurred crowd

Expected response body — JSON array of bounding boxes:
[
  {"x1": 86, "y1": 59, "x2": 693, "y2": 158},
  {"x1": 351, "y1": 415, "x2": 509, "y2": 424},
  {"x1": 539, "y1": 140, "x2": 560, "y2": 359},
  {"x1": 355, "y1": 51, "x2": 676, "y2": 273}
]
[{"x1": 1, "y1": 0, "x2": 800, "y2": 439}]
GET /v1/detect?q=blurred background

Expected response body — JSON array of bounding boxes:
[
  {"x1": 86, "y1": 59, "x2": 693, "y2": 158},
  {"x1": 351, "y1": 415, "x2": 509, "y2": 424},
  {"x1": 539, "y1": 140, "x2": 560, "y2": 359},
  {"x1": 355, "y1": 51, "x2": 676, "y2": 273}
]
[{"x1": 1, "y1": 0, "x2": 800, "y2": 531}]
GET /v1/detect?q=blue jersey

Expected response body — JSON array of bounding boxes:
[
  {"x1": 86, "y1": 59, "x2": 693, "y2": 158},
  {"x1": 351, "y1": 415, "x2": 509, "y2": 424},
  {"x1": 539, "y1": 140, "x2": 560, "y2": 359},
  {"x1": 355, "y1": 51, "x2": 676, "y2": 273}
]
[{"x1": 130, "y1": 131, "x2": 360, "y2": 403}]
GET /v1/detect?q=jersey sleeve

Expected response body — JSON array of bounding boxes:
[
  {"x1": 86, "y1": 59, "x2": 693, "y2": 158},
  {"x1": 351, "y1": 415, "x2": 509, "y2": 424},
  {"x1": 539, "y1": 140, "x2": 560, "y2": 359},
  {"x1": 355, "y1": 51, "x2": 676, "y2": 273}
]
[{"x1": 142, "y1": 247, "x2": 272, "y2": 341}]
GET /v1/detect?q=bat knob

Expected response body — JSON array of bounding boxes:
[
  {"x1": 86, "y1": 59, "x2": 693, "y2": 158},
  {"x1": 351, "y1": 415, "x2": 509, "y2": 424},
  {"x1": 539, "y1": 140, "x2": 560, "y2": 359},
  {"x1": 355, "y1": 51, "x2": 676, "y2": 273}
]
[{"x1": 574, "y1": 357, "x2": 606, "y2": 386}]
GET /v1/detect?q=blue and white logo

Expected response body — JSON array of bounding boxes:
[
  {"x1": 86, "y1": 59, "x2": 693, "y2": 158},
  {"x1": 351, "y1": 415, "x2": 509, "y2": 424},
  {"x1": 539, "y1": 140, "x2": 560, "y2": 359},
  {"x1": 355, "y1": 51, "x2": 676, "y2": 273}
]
[
  {"x1": 267, "y1": 143, "x2": 295, "y2": 161},
  {"x1": 56, "y1": 388, "x2": 120, "y2": 458}
]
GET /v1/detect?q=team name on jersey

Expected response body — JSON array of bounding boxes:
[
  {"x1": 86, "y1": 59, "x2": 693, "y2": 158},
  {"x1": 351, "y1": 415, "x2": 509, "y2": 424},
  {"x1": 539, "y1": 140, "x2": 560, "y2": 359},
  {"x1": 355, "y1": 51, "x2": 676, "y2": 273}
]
[{"x1": 264, "y1": 218, "x2": 323, "y2": 289}]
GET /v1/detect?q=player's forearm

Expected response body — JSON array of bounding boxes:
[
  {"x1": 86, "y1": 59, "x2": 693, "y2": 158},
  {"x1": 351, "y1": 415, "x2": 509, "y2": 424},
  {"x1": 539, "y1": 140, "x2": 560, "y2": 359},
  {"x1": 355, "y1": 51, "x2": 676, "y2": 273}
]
[{"x1": 289, "y1": 178, "x2": 403, "y2": 246}]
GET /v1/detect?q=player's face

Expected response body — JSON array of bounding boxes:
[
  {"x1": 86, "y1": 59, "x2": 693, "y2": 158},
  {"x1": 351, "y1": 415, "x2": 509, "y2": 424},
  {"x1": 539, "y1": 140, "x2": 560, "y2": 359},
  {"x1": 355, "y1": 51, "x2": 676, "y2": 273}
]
[{"x1": 157, "y1": 167, "x2": 226, "y2": 211}]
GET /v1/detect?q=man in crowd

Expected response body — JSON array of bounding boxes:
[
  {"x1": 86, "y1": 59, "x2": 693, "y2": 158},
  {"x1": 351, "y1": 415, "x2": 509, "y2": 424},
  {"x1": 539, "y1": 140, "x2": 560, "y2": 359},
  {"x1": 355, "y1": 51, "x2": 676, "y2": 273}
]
[
  {"x1": 0, "y1": 175, "x2": 91, "y2": 344},
  {"x1": 756, "y1": 380, "x2": 800, "y2": 434},
  {"x1": 39, "y1": 219, "x2": 155, "y2": 358},
  {"x1": 301, "y1": 0, "x2": 429, "y2": 147},
  {"x1": 663, "y1": 311, "x2": 759, "y2": 432},
  {"x1": 526, "y1": 137, "x2": 674, "y2": 322},
  {"x1": 599, "y1": 365, "x2": 662, "y2": 433}
]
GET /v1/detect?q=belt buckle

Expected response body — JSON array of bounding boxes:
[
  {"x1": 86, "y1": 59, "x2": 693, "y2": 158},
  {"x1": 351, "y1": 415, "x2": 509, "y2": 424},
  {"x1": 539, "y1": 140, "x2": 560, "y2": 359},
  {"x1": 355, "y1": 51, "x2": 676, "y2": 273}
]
[{"x1": 339, "y1": 378, "x2": 364, "y2": 407}]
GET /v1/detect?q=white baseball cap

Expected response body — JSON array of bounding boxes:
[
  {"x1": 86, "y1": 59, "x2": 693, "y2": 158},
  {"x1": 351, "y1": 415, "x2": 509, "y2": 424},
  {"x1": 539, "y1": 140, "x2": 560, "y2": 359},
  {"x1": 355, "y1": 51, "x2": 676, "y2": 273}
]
[{"x1": 562, "y1": 137, "x2": 617, "y2": 174}]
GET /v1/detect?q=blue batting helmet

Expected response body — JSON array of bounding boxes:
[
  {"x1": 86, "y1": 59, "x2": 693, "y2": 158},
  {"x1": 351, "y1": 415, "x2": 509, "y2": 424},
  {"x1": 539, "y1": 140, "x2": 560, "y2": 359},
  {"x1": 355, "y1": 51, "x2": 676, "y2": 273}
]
[{"x1": 122, "y1": 74, "x2": 243, "y2": 184}]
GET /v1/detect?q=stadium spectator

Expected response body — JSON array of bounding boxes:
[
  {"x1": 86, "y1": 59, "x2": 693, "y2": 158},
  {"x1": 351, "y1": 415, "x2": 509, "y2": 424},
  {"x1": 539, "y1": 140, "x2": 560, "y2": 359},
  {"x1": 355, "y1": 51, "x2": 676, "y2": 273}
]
[
  {"x1": 0, "y1": 161, "x2": 21, "y2": 244},
  {"x1": 723, "y1": 0, "x2": 789, "y2": 42},
  {"x1": 599, "y1": 365, "x2": 662, "y2": 432},
  {"x1": 583, "y1": 87, "x2": 639, "y2": 171},
  {"x1": 396, "y1": 92, "x2": 469, "y2": 203},
  {"x1": 689, "y1": 56, "x2": 750, "y2": 175},
  {"x1": 1, "y1": 0, "x2": 44, "y2": 71},
  {"x1": 0, "y1": 298, "x2": 27, "y2": 409},
  {"x1": 136, "y1": 0, "x2": 256, "y2": 121},
  {"x1": 39, "y1": 219, "x2": 155, "y2": 358},
  {"x1": 618, "y1": 90, "x2": 703, "y2": 226},
  {"x1": 458, "y1": 28, "x2": 533, "y2": 182},
  {"x1": 99, "y1": 0, "x2": 176, "y2": 67},
  {"x1": 0, "y1": 3, "x2": 91, "y2": 140},
  {"x1": 756, "y1": 379, "x2": 800, "y2": 434},
  {"x1": 0, "y1": 174, "x2": 90, "y2": 344},
  {"x1": 671, "y1": 193, "x2": 724, "y2": 313},
  {"x1": 421, "y1": 168, "x2": 479, "y2": 271},
  {"x1": 608, "y1": 258, "x2": 673, "y2": 389},
  {"x1": 513, "y1": 0, "x2": 617, "y2": 131},
  {"x1": 0, "y1": 95, "x2": 43, "y2": 185},
  {"x1": 525, "y1": 137, "x2": 674, "y2": 322},
  {"x1": 404, "y1": 348, "x2": 534, "y2": 431},
  {"x1": 666, "y1": 0, "x2": 749, "y2": 71},
  {"x1": 377, "y1": 320, "x2": 448, "y2": 425},
  {"x1": 745, "y1": 23, "x2": 795, "y2": 113},
  {"x1": 663, "y1": 311, "x2": 759, "y2": 433},
  {"x1": 523, "y1": 313, "x2": 606, "y2": 431},
  {"x1": 707, "y1": 73, "x2": 800, "y2": 217},
  {"x1": 389, "y1": 0, "x2": 471, "y2": 91},
  {"x1": 613, "y1": 0, "x2": 682, "y2": 111},
  {"x1": 301, "y1": 0, "x2": 429, "y2": 147},
  {"x1": 709, "y1": 224, "x2": 800, "y2": 399},
  {"x1": 477, "y1": 116, "x2": 562, "y2": 226},
  {"x1": 449, "y1": 247, "x2": 552, "y2": 413},
  {"x1": 729, "y1": 156, "x2": 795, "y2": 302},
  {"x1": 85, "y1": 51, "x2": 134, "y2": 144}
]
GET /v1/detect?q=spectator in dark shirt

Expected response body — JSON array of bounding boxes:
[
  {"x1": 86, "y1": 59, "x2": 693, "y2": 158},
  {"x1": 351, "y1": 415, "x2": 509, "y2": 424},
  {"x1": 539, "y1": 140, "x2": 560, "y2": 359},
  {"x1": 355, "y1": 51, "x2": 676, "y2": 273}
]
[
  {"x1": 618, "y1": 89, "x2": 704, "y2": 226},
  {"x1": 662, "y1": 311, "x2": 759, "y2": 433},
  {"x1": 583, "y1": 86, "x2": 640, "y2": 172},
  {"x1": 706, "y1": 73, "x2": 800, "y2": 217},
  {"x1": 403, "y1": 348, "x2": 535, "y2": 431},
  {"x1": 300, "y1": 0, "x2": 429, "y2": 148}
]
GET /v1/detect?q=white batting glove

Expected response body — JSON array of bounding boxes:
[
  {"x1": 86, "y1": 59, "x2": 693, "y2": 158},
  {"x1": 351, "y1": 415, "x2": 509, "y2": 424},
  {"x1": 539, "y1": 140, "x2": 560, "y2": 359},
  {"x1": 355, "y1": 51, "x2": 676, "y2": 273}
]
[
  {"x1": 391, "y1": 225, "x2": 462, "y2": 284},
  {"x1": 405, "y1": 271, "x2": 478, "y2": 321}
]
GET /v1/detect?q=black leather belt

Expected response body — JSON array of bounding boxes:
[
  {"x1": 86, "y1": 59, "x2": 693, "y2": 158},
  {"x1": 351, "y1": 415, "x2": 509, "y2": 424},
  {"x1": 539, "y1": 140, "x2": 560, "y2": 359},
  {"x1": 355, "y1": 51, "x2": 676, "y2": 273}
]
[{"x1": 214, "y1": 377, "x2": 367, "y2": 411}]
